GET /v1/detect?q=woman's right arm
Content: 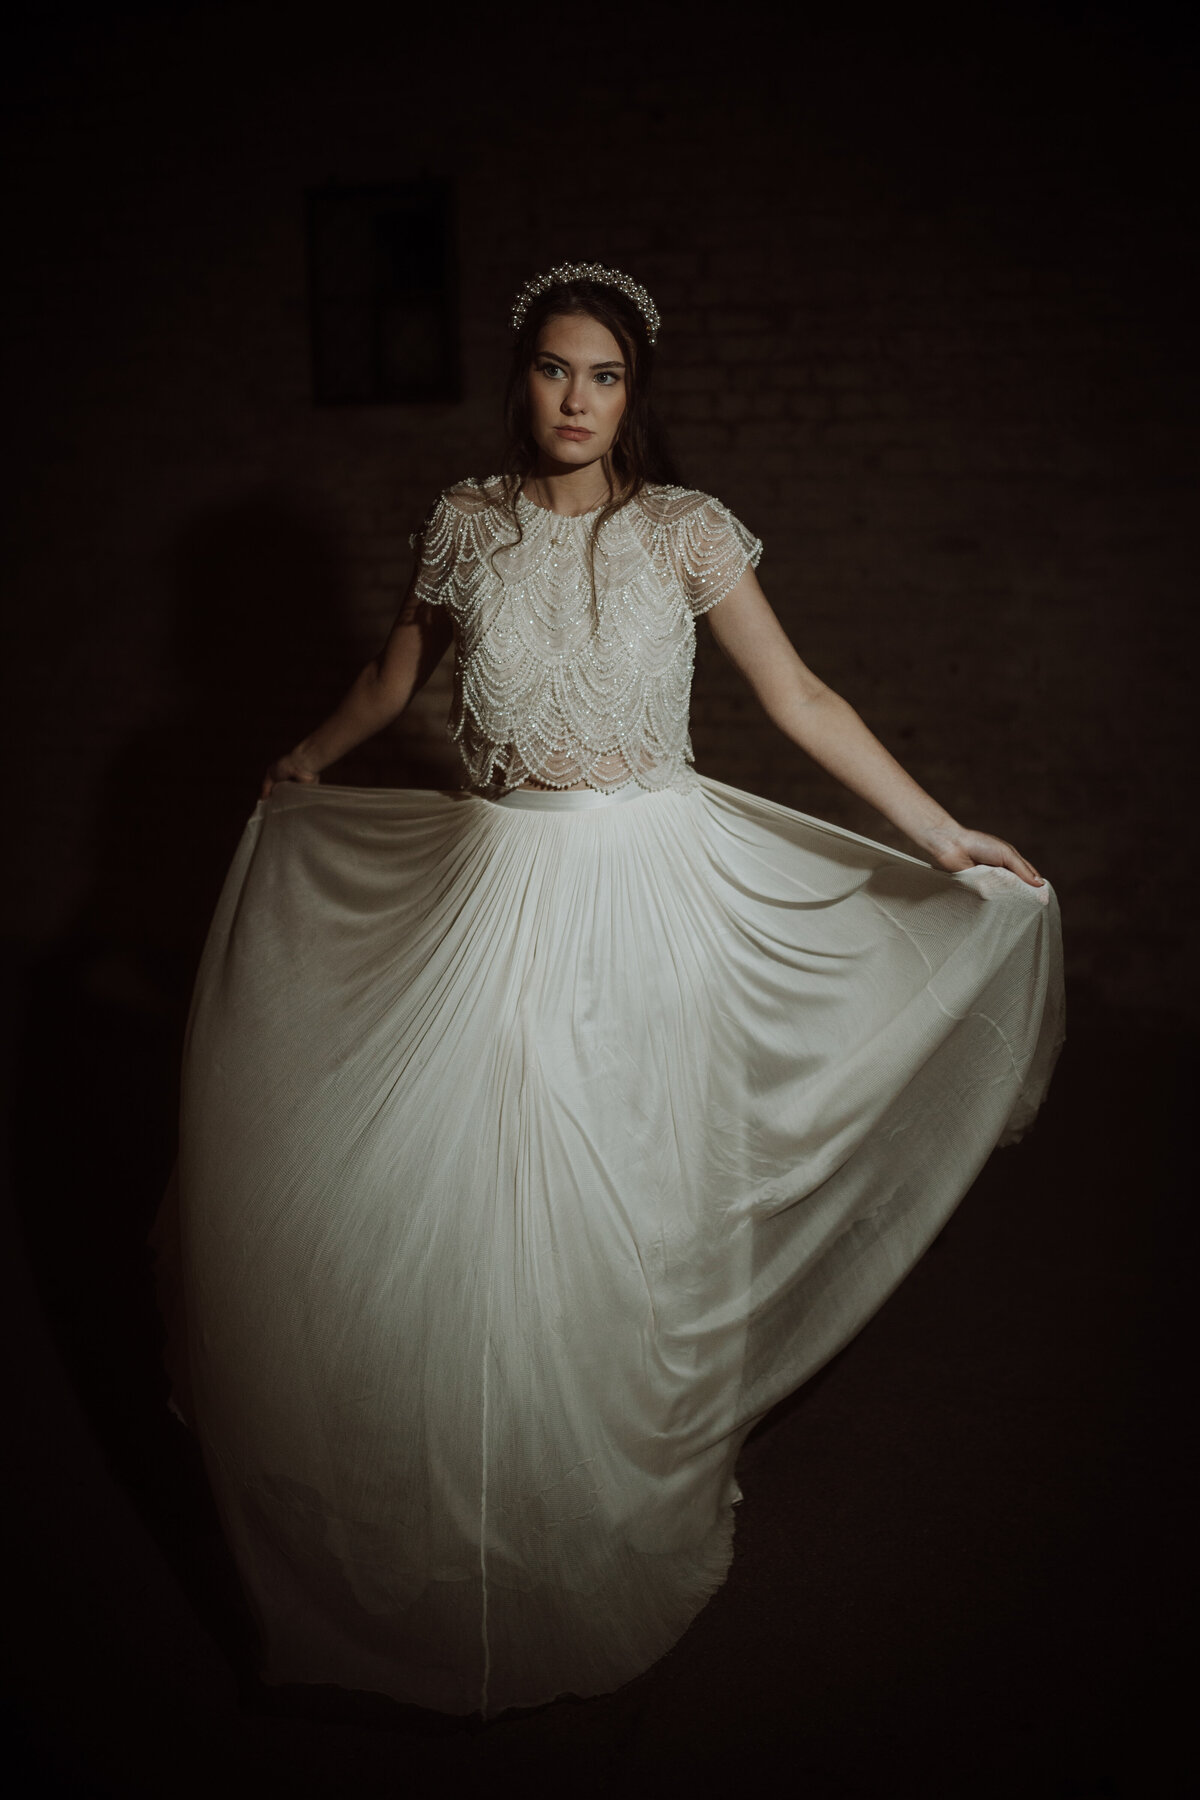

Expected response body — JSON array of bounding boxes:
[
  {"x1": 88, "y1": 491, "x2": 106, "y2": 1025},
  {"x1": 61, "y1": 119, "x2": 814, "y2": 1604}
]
[{"x1": 261, "y1": 585, "x2": 453, "y2": 798}]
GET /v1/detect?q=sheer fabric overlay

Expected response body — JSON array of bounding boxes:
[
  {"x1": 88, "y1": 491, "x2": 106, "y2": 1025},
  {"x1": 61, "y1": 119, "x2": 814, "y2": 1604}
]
[
  {"x1": 408, "y1": 478, "x2": 763, "y2": 795},
  {"x1": 158, "y1": 776, "x2": 1064, "y2": 1719}
]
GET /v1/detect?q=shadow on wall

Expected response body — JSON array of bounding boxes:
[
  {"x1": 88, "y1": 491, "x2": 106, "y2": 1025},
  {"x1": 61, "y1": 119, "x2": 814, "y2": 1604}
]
[{"x1": 8, "y1": 487, "x2": 446, "y2": 1696}]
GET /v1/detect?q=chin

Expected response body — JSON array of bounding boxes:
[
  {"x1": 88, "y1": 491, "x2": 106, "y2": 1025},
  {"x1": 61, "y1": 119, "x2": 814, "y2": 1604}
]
[{"x1": 540, "y1": 437, "x2": 606, "y2": 468}]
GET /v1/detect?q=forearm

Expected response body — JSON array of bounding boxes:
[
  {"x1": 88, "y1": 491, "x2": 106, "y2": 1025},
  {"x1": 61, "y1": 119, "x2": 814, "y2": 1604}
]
[
  {"x1": 770, "y1": 688, "x2": 960, "y2": 854},
  {"x1": 293, "y1": 658, "x2": 413, "y2": 775},
  {"x1": 706, "y1": 574, "x2": 1041, "y2": 882}
]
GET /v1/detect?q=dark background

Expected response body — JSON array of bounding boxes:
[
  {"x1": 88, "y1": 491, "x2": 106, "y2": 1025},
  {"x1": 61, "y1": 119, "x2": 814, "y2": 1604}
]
[{"x1": 2, "y1": 2, "x2": 1195, "y2": 1794}]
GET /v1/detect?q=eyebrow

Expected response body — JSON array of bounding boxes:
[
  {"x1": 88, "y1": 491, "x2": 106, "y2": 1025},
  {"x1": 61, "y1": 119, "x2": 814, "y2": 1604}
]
[{"x1": 535, "y1": 351, "x2": 626, "y2": 369}]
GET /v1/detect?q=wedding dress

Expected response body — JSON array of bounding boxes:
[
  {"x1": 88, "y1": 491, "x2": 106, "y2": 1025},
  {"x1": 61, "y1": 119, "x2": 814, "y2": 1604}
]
[{"x1": 152, "y1": 476, "x2": 1064, "y2": 1717}]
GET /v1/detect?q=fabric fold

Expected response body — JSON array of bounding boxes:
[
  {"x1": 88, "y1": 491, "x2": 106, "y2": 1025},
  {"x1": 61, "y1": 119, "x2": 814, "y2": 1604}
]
[{"x1": 158, "y1": 774, "x2": 1064, "y2": 1717}]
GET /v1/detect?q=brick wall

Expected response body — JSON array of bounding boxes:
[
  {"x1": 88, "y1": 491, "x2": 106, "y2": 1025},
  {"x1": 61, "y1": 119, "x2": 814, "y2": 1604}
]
[{"x1": 5, "y1": 5, "x2": 1195, "y2": 1017}]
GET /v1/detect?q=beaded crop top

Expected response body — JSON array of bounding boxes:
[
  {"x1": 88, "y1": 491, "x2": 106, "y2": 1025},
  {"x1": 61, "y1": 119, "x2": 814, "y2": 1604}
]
[{"x1": 410, "y1": 476, "x2": 763, "y2": 795}]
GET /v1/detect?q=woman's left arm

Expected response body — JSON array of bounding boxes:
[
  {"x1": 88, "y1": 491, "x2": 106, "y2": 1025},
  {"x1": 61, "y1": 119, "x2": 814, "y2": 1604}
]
[{"x1": 704, "y1": 567, "x2": 1045, "y2": 887}]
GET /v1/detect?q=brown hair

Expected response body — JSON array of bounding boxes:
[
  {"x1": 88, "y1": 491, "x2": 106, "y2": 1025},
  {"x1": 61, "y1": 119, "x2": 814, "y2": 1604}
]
[{"x1": 483, "y1": 275, "x2": 682, "y2": 603}]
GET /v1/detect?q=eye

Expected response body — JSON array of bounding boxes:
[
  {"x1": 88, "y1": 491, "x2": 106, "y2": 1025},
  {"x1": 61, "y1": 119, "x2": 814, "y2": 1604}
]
[
  {"x1": 595, "y1": 371, "x2": 621, "y2": 385},
  {"x1": 537, "y1": 361, "x2": 566, "y2": 379}
]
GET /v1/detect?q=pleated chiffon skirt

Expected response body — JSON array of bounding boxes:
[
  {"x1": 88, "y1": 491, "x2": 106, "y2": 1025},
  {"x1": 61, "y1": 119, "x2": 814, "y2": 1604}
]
[{"x1": 156, "y1": 774, "x2": 1064, "y2": 1717}]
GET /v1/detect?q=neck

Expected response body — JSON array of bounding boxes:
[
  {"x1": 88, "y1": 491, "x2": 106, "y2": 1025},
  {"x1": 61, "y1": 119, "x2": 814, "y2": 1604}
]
[{"x1": 525, "y1": 458, "x2": 615, "y2": 516}]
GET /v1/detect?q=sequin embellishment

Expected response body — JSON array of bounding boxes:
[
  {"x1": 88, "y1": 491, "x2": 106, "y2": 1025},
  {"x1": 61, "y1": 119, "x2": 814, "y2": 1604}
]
[{"x1": 410, "y1": 478, "x2": 763, "y2": 796}]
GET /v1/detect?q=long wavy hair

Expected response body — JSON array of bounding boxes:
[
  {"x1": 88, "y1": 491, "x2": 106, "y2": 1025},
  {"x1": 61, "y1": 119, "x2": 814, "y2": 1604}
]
[{"x1": 484, "y1": 275, "x2": 683, "y2": 603}]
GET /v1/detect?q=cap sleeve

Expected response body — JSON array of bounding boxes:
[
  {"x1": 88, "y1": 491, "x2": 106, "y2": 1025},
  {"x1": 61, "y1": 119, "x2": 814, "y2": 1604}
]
[
  {"x1": 408, "y1": 490, "x2": 461, "y2": 607},
  {"x1": 671, "y1": 494, "x2": 763, "y2": 616}
]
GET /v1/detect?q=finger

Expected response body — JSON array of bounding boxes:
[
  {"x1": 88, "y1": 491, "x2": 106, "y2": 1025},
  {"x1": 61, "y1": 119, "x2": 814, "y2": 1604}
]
[{"x1": 1003, "y1": 846, "x2": 1044, "y2": 887}]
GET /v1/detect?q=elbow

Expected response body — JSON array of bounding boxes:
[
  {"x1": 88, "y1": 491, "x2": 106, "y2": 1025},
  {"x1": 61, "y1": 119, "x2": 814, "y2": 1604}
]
[
  {"x1": 786, "y1": 676, "x2": 839, "y2": 715},
  {"x1": 769, "y1": 680, "x2": 843, "y2": 743}
]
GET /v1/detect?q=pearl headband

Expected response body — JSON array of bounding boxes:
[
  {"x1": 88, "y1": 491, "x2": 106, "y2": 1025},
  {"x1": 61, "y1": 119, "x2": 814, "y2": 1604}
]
[{"x1": 509, "y1": 262, "x2": 661, "y2": 346}]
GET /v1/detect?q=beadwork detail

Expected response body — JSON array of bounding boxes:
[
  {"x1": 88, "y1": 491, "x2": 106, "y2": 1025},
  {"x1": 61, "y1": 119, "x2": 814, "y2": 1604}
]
[
  {"x1": 410, "y1": 478, "x2": 763, "y2": 796},
  {"x1": 510, "y1": 263, "x2": 661, "y2": 345}
]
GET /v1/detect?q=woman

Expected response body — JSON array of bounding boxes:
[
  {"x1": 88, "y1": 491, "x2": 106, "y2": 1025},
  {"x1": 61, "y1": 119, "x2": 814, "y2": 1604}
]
[{"x1": 155, "y1": 262, "x2": 1064, "y2": 1720}]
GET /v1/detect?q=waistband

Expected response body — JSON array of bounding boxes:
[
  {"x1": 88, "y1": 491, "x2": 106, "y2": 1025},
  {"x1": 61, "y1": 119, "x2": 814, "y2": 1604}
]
[{"x1": 484, "y1": 783, "x2": 652, "y2": 812}]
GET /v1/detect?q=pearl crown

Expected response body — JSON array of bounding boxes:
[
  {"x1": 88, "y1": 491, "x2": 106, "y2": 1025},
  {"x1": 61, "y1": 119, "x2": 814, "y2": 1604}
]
[{"x1": 510, "y1": 263, "x2": 661, "y2": 346}]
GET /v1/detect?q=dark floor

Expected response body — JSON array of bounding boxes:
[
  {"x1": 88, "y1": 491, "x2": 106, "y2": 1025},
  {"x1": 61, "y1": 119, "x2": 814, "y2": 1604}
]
[{"x1": 2, "y1": 971, "x2": 1192, "y2": 1800}]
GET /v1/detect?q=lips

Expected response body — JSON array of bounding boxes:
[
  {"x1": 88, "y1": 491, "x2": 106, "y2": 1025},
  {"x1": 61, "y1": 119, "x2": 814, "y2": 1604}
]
[{"x1": 555, "y1": 427, "x2": 593, "y2": 439}]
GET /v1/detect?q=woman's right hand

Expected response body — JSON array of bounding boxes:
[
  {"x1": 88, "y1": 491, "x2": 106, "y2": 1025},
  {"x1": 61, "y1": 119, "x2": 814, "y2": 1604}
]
[{"x1": 261, "y1": 749, "x2": 321, "y2": 801}]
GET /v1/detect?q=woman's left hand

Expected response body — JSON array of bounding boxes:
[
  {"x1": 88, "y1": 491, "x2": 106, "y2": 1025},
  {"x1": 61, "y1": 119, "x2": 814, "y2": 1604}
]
[{"x1": 921, "y1": 825, "x2": 1045, "y2": 888}]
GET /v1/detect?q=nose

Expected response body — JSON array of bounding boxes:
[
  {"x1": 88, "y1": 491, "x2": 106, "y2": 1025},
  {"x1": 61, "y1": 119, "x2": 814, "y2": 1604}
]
[{"x1": 561, "y1": 382, "x2": 587, "y2": 415}]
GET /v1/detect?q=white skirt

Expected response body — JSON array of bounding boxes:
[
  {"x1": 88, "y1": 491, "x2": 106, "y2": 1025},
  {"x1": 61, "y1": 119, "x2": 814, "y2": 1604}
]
[{"x1": 155, "y1": 774, "x2": 1064, "y2": 1718}]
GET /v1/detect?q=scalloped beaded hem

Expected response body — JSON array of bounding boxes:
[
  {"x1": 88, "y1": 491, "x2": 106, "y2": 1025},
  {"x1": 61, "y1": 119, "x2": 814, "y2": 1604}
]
[
  {"x1": 468, "y1": 766, "x2": 702, "y2": 802},
  {"x1": 691, "y1": 541, "x2": 765, "y2": 617}
]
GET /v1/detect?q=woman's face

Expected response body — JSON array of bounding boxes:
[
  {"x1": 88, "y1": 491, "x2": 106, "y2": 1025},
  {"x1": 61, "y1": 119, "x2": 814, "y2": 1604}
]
[{"x1": 527, "y1": 312, "x2": 629, "y2": 474}]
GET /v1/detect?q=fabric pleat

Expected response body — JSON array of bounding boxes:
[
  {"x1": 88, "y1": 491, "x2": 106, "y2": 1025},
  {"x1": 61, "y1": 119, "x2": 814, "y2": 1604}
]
[{"x1": 155, "y1": 774, "x2": 1064, "y2": 1717}]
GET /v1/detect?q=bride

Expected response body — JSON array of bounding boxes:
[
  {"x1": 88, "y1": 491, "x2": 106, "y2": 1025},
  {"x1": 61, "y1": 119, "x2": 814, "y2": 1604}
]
[{"x1": 154, "y1": 261, "x2": 1064, "y2": 1719}]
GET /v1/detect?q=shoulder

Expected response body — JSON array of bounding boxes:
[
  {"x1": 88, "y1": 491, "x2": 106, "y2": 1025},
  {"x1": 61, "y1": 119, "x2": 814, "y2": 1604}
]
[
  {"x1": 635, "y1": 486, "x2": 763, "y2": 606},
  {"x1": 439, "y1": 474, "x2": 512, "y2": 517},
  {"x1": 413, "y1": 476, "x2": 511, "y2": 553},
  {"x1": 634, "y1": 483, "x2": 731, "y2": 527},
  {"x1": 635, "y1": 485, "x2": 760, "y2": 552}
]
